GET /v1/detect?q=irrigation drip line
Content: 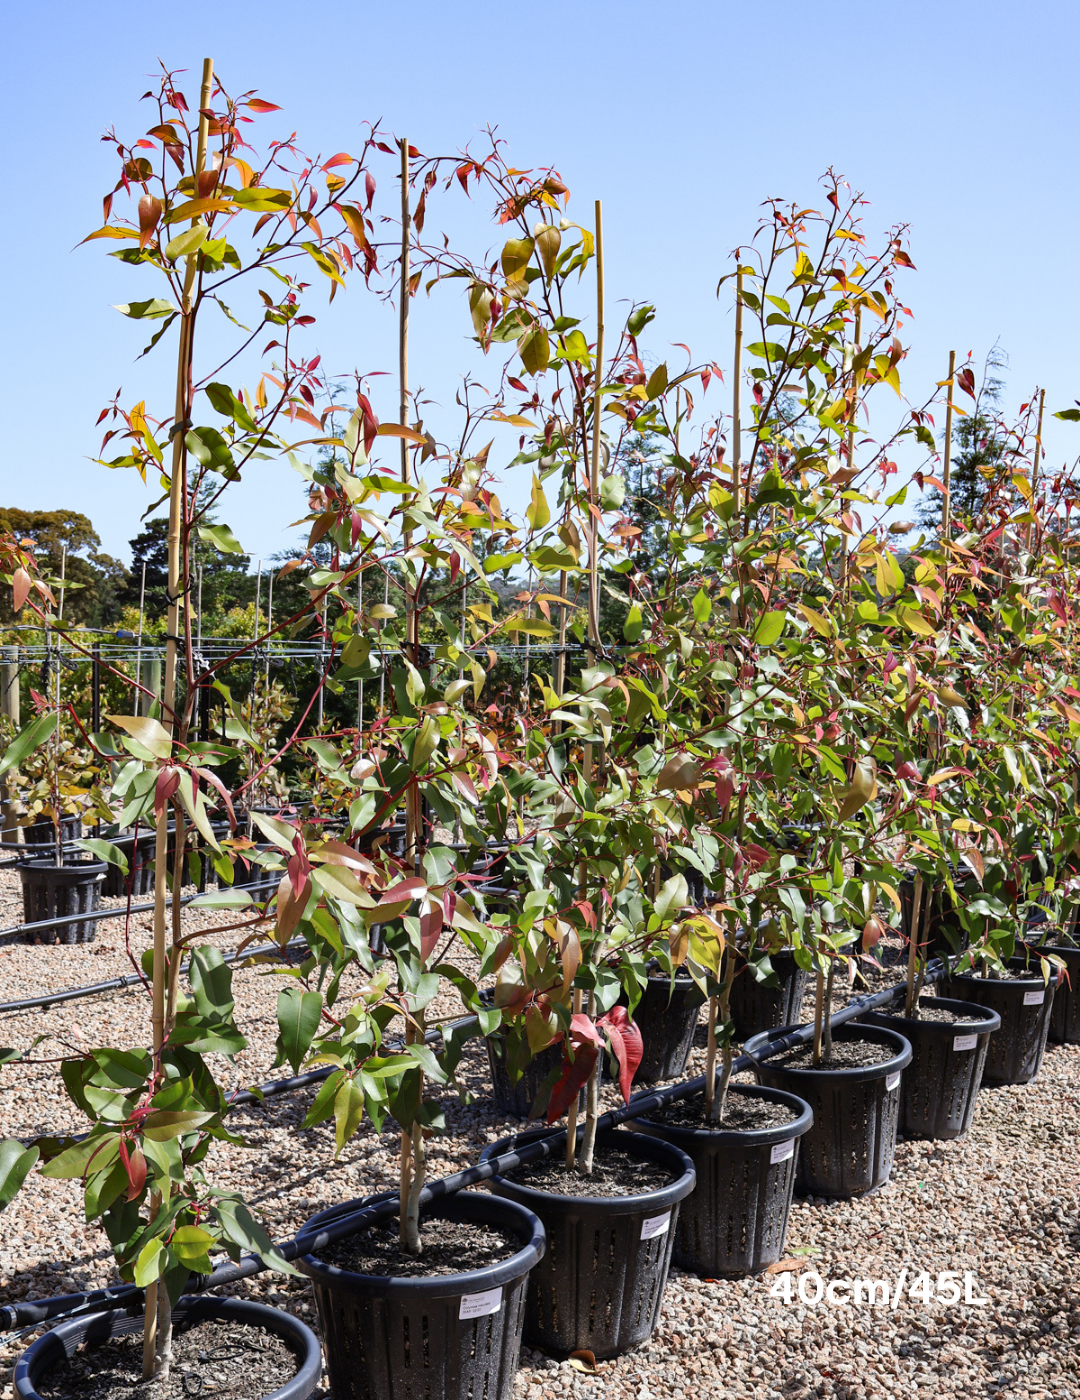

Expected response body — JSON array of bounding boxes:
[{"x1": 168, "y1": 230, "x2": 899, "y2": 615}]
[
  {"x1": 0, "y1": 964, "x2": 941, "y2": 1335},
  {"x1": 0, "y1": 875, "x2": 283, "y2": 944},
  {"x1": 0, "y1": 935, "x2": 310, "y2": 1017}
]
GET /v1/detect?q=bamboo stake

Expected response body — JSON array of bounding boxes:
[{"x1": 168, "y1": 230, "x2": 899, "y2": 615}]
[
  {"x1": 565, "y1": 987, "x2": 582, "y2": 1170},
  {"x1": 839, "y1": 306, "x2": 862, "y2": 596},
  {"x1": 586, "y1": 200, "x2": 604, "y2": 665},
  {"x1": 398, "y1": 137, "x2": 421, "y2": 875},
  {"x1": 1030, "y1": 388, "x2": 1045, "y2": 549},
  {"x1": 732, "y1": 268, "x2": 743, "y2": 516},
  {"x1": 904, "y1": 874, "x2": 924, "y2": 1018},
  {"x1": 146, "y1": 55, "x2": 214, "y2": 1383},
  {"x1": 942, "y1": 351, "x2": 956, "y2": 538}
]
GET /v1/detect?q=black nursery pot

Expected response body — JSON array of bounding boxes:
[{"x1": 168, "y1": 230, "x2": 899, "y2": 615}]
[
  {"x1": 942, "y1": 958, "x2": 1058, "y2": 1086},
  {"x1": 858, "y1": 996, "x2": 1000, "y2": 1140},
  {"x1": 630, "y1": 1083, "x2": 813, "y2": 1277},
  {"x1": 480, "y1": 1128, "x2": 696, "y2": 1360},
  {"x1": 617, "y1": 968, "x2": 706, "y2": 1084},
  {"x1": 744, "y1": 1024, "x2": 912, "y2": 1199},
  {"x1": 18, "y1": 856, "x2": 106, "y2": 944},
  {"x1": 729, "y1": 948, "x2": 810, "y2": 1041},
  {"x1": 297, "y1": 1191, "x2": 544, "y2": 1400},
  {"x1": 102, "y1": 829, "x2": 156, "y2": 898},
  {"x1": 1046, "y1": 941, "x2": 1080, "y2": 1045},
  {"x1": 13, "y1": 1297, "x2": 322, "y2": 1400},
  {"x1": 479, "y1": 989, "x2": 563, "y2": 1118},
  {"x1": 21, "y1": 813, "x2": 82, "y2": 848}
]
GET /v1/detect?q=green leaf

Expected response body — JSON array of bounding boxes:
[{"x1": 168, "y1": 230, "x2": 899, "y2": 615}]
[
  {"x1": 114, "y1": 299, "x2": 178, "y2": 320},
  {"x1": 526, "y1": 474, "x2": 551, "y2": 530},
  {"x1": 106, "y1": 714, "x2": 172, "y2": 761},
  {"x1": 135, "y1": 1237, "x2": 166, "y2": 1287},
  {"x1": 142, "y1": 1111, "x2": 215, "y2": 1141},
  {"x1": 627, "y1": 304, "x2": 655, "y2": 337},
  {"x1": 171, "y1": 1224, "x2": 215, "y2": 1270},
  {"x1": 214, "y1": 1195, "x2": 300, "y2": 1276},
  {"x1": 753, "y1": 611, "x2": 786, "y2": 647},
  {"x1": 186, "y1": 426, "x2": 237, "y2": 476},
  {"x1": 623, "y1": 603, "x2": 644, "y2": 643},
  {"x1": 74, "y1": 839, "x2": 129, "y2": 876},
  {"x1": 600, "y1": 475, "x2": 625, "y2": 510},
  {"x1": 333, "y1": 1077, "x2": 365, "y2": 1156},
  {"x1": 0, "y1": 712, "x2": 58, "y2": 778},
  {"x1": 520, "y1": 326, "x2": 550, "y2": 375},
  {"x1": 691, "y1": 588, "x2": 712, "y2": 625},
  {"x1": 164, "y1": 223, "x2": 209, "y2": 261},
  {"x1": 0, "y1": 1140, "x2": 39, "y2": 1212},
  {"x1": 277, "y1": 988, "x2": 323, "y2": 1074},
  {"x1": 198, "y1": 523, "x2": 245, "y2": 555},
  {"x1": 188, "y1": 947, "x2": 235, "y2": 1022}
]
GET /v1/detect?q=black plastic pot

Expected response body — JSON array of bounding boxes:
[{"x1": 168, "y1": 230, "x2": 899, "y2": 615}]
[
  {"x1": 296, "y1": 1191, "x2": 544, "y2": 1400},
  {"x1": 13, "y1": 1296, "x2": 322, "y2": 1400},
  {"x1": 858, "y1": 996, "x2": 1000, "y2": 1140},
  {"x1": 942, "y1": 958, "x2": 1058, "y2": 1086},
  {"x1": 1045, "y1": 942, "x2": 1080, "y2": 1045},
  {"x1": 21, "y1": 813, "x2": 82, "y2": 848},
  {"x1": 729, "y1": 948, "x2": 810, "y2": 1041},
  {"x1": 102, "y1": 829, "x2": 156, "y2": 898},
  {"x1": 618, "y1": 969, "x2": 706, "y2": 1084},
  {"x1": 630, "y1": 1083, "x2": 813, "y2": 1276},
  {"x1": 745, "y1": 1023, "x2": 912, "y2": 1199},
  {"x1": 484, "y1": 1024, "x2": 563, "y2": 1120},
  {"x1": 18, "y1": 856, "x2": 106, "y2": 944},
  {"x1": 480, "y1": 1128, "x2": 695, "y2": 1359}
]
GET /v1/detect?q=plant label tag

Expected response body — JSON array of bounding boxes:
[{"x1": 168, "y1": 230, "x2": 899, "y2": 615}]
[
  {"x1": 459, "y1": 1287, "x2": 502, "y2": 1320},
  {"x1": 952, "y1": 1033, "x2": 978, "y2": 1051},
  {"x1": 886, "y1": 1072, "x2": 902, "y2": 1092},
  {"x1": 770, "y1": 1139, "x2": 795, "y2": 1164},
  {"x1": 641, "y1": 1212, "x2": 671, "y2": 1241},
  {"x1": 1023, "y1": 989, "x2": 1045, "y2": 1006}
]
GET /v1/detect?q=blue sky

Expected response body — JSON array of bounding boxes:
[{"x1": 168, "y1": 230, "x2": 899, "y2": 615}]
[{"x1": 4, "y1": 0, "x2": 1079, "y2": 568}]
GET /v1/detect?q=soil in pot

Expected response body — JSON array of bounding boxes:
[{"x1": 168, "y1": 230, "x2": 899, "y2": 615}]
[
  {"x1": 630, "y1": 1084, "x2": 813, "y2": 1277},
  {"x1": 35, "y1": 1317, "x2": 299, "y2": 1400},
  {"x1": 481, "y1": 1128, "x2": 695, "y2": 1359},
  {"x1": 320, "y1": 1211, "x2": 519, "y2": 1276},
  {"x1": 502, "y1": 1147, "x2": 674, "y2": 1197},
  {"x1": 746, "y1": 1023, "x2": 911, "y2": 1199},
  {"x1": 858, "y1": 996, "x2": 1000, "y2": 1140},
  {"x1": 761, "y1": 1038, "x2": 893, "y2": 1071}
]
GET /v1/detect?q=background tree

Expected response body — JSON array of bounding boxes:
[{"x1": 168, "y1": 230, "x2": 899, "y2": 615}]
[
  {"x1": 917, "y1": 346, "x2": 1008, "y2": 530},
  {"x1": 0, "y1": 507, "x2": 127, "y2": 626}
]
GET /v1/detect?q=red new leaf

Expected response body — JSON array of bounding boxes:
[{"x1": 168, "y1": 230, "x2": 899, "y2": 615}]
[
  {"x1": 546, "y1": 1041, "x2": 599, "y2": 1124},
  {"x1": 598, "y1": 1006, "x2": 643, "y2": 1103}
]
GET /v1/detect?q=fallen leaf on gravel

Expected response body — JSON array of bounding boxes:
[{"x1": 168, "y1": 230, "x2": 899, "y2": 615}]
[
  {"x1": 568, "y1": 1350, "x2": 597, "y2": 1373},
  {"x1": 766, "y1": 1257, "x2": 808, "y2": 1274}
]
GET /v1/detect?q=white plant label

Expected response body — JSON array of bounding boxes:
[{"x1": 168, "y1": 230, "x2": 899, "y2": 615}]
[
  {"x1": 886, "y1": 1072, "x2": 902, "y2": 1092},
  {"x1": 641, "y1": 1212, "x2": 671, "y2": 1241},
  {"x1": 1023, "y1": 989, "x2": 1045, "y2": 1006},
  {"x1": 459, "y1": 1287, "x2": 502, "y2": 1320},
  {"x1": 952, "y1": 1033, "x2": 978, "y2": 1052},
  {"x1": 770, "y1": 1139, "x2": 796, "y2": 1164}
]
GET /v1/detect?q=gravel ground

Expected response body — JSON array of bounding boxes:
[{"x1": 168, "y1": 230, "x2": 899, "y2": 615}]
[{"x1": 0, "y1": 867, "x2": 1077, "y2": 1400}]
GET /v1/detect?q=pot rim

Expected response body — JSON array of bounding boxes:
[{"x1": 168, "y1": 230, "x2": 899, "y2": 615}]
[
  {"x1": 480, "y1": 1126, "x2": 696, "y2": 1215},
  {"x1": 14, "y1": 1296, "x2": 320, "y2": 1400},
  {"x1": 295, "y1": 1188, "x2": 545, "y2": 1300},
  {"x1": 947, "y1": 955, "x2": 1061, "y2": 987},
  {"x1": 744, "y1": 1022, "x2": 913, "y2": 1083},
  {"x1": 861, "y1": 995, "x2": 1001, "y2": 1036},
  {"x1": 634, "y1": 1081, "x2": 813, "y2": 1147}
]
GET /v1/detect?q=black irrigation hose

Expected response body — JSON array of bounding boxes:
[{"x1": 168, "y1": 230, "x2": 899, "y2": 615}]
[
  {"x1": 0, "y1": 966, "x2": 940, "y2": 1334},
  {"x1": 0, "y1": 875, "x2": 282, "y2": 945}
]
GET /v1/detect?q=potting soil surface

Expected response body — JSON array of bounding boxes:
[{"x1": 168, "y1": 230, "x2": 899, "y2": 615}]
[
  {"x1": 647, "y1": 1091, "x2": 800, "y2": 1131},
  {"x1": 319, "y1": 1210, "x2": 520, "y2": 1276},
  {"x1": 889, "y1": 1004, "x2": 985, "y2": 1025},
  {"x1": 503, "y1": 1146, "x2": 675, "y2": 1197},
  {"x1": 765, "y1": 1038, "x2": 894, "y2": 1070},
  {"x1": 35, "y1": 1318, "x2": 298, "y2": 1400}
]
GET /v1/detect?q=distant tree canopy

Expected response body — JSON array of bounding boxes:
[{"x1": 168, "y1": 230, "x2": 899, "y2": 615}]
[
  {"x1": 0, "y1": 507, "x2": 127, "y2": 626},
  {"x1": 917, "y1": 348, "x2": 1009, "y2": 531}
]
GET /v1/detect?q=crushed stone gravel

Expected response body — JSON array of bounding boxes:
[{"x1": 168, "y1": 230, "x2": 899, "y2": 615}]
[{"x1": 0, "y1": 869, "x2": 1077, "y2": 1400}]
